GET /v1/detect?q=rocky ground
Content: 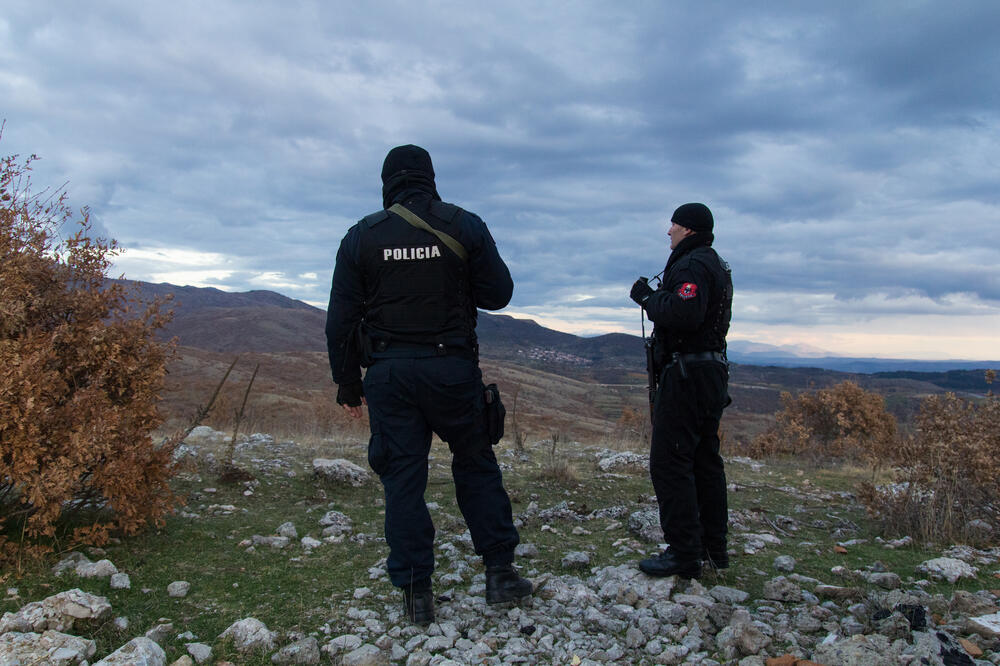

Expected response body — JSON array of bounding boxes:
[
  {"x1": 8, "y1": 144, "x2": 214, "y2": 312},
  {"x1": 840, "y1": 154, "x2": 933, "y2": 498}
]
[{"x1": 2, "y1": 429, "x2": 1000, "y2": 665}]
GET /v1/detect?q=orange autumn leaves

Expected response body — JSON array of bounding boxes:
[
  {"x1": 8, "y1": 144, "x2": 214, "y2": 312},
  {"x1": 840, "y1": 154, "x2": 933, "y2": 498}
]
[{"x1": 2, "y1": 146, "x2": 177, "y2": 557}]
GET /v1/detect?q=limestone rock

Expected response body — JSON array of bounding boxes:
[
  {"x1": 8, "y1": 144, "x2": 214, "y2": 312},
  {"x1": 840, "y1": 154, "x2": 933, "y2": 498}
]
[
  {"x1": 52, "y1": 552, "x2": 91, "y2": 576},
  {"x1": 276, "y1": 521, "x2": 298, "y2": 539},
  {"x1": 814, "y1": 584, "x2": 861, "y2": 601},
  {"x1": 762, "y1": 576, "x2": 803, "y2": 603},
  {"x1": 904, "y1": 630, "x2": 977, "y2": 665},
  {"x1": 915, "y1": 557, "x2": 977, "y2": 583},
  {"x1": 186, "y1": 642, "x2": 213, "y2": 664},
  {"x1": 0, "y1": 588, "x2": 112, "y2": 634},
  {"x1": 864, "y1": 571, "x2": 902, "y2": 589},
  {"x1": 312, "y1": 458, "x2": 370, "y2": 486},
  {"x1": 110, "y1": 573, "x2": 131, "y2": 590},
  {"x1": 950, "y1": 590, "x2": 998, "y2": 616},
  {"x1": 271, "y1": 636, "x2": 321, "y2": 664},
  {"x1": 715, "y1": 609, "x2": 771, "y2": 660},
  {"x1": 145, "y1": 621, "x2": 174, "y2": 644},
  {"x1": 341, "y1": 643, "x2": 384, "y2": 665},
  {"x1": 219, "y1": 617, "x2": 277, "y2": 652},
  {"x1": 251, "y1": 535, "x2": 291, "y2": 549},
  {"x1": 323, "y1": 634, "x2": 364, "y2": 656},
  {"x1": 77, "y1": 559, "x2": 118, "y2": 578},
  {"x1": 627, "y1": 509, "x2": 663, "y2": 543},
  {"x1": 0, "y1": 630, "x2": 96, "y2": 665},
  {"x1": 186, "y1": 425, "x2": 225, "y2": 440},
  {"x1": 811, "y1": 634, "x2": 896, "y2": 665},
  {"x1": 874, "y1": 611, "x2": 912, "y2": 641},
  {"x1": 318, "y1": 510, "x2": 353, "y2": 537},
  {"x1": 584, "y1": 564, "x2": 686, "y2": 604},
  {"x1": 167, "y1": 581, "x2": 191, "y2": 598},
  {"x1": 967, "y1": 612, "x2": 1000, "y2": 639},
  {"x1": 562, "y1": 551, "x2": 591, "y2": 569},
  {"x1": 93, "y1": 637, "x2": 167, "y2": 665},
  {"x1": 595, "y1": 451, "x2": 648, "y2": 473},
  {"x1": 773, "y1": 555, "x2": 796, "y2": 573},
  {"x1": 709, "y1": 585, "x2": 749, "y2": 605}
]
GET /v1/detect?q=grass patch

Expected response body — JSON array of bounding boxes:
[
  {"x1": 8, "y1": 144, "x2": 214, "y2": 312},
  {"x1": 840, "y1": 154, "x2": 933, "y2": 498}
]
[{"x1": 3, "y1": 432, "x2": 998, "y2": 663}]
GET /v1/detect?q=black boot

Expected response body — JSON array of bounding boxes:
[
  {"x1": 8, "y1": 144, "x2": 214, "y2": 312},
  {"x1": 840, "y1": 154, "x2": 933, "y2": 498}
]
[
  {"x1": 638, "y1": 548, "x2": 701, "y2": 579},
  {"x1": 485, "y1": 565, "x2": 533, "y2": 604},
  {"x1": 403, "y1": 583, "x2": 434, "y2": 625}
]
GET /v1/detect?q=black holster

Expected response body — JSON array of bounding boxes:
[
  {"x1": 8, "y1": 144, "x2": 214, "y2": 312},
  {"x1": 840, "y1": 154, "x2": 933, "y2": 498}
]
[
  {"x1": 483, "y1": 383, "x2": 506, "y2": 446},
  {"x1": 354, "y1": 322, "x2": 374, "y2": 368}
]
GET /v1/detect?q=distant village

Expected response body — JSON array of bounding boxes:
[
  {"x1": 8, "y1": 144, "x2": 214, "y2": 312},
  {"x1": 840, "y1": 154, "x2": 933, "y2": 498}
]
[{"x1": 517, "y1": 347, "x2": 593, "y2": 366}]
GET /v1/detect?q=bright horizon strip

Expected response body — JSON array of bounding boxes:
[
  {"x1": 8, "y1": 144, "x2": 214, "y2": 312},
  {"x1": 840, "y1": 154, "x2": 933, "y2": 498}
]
[
  {"x1": 502, "y1": 310, "x2": 1000, "y2": 362},
  {"x1": 110, "y1": 252, "x2": 999, "y2": 361}
]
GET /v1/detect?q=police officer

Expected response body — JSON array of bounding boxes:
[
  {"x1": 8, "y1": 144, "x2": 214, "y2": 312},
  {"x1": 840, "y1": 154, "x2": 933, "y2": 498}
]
[
  {"x1": 629, "y1": 202, "x2": 733, "y2": 578},
  {"x1": 326, "y1": 145, "x2": 532, "y2": 625}
]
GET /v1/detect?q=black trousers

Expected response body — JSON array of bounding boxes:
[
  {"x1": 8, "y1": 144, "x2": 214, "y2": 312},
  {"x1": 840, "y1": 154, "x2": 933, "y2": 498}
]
[
  {"x1": 363, "y1": 355, "x2": 519, "y2": 588},
  {"x1": 649, "y1": 360, "x2": 729, "y2": 559}
]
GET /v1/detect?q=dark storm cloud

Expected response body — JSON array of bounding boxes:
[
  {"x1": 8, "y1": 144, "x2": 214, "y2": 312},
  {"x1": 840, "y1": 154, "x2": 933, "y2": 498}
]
[{"x1": 1, "y1": 1, "x2": 998, "y2": 354}]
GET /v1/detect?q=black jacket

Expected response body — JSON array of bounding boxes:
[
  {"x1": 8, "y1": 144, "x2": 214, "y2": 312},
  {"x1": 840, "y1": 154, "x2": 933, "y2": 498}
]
[
  {"x1": 643, "y1": 232, "x2": 732, "y2": 358},
  {"x1": 326, "y1": 188, "x2": 512, "y2": 385}
]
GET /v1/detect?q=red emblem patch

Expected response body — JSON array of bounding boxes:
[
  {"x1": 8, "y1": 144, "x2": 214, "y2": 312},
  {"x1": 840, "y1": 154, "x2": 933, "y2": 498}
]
[{"x1": 677, "y1": 283, "x2": 698, "y2": 300}]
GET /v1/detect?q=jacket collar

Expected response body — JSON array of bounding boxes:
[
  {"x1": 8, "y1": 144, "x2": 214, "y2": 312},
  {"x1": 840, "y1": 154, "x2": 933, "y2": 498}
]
[{"x1": 666, "y1": 231, "x2": 714, "y2": 271}]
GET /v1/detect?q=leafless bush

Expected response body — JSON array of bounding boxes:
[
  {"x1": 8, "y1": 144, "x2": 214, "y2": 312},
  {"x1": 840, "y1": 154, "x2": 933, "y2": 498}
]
[{"x1": 509, "y1": 384, "x2": 528, "y2": 454}]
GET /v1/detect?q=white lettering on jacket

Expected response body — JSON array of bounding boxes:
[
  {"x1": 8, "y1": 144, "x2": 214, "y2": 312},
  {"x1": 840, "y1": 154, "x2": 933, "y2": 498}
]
[{"x1": 382, "y1": 246, "x2": 442, "y2": 261}]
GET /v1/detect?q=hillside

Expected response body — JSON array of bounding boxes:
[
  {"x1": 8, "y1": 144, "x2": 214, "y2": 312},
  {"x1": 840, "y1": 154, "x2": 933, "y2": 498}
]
[
  {"x1": 117, "y1": 280, "x2": 327, "y2": 353},
  {"x1": 130, "y1": 281, "x2": 989, "y2": 447}
]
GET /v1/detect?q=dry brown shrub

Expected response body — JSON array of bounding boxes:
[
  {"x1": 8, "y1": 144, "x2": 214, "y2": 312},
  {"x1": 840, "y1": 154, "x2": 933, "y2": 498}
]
[
  {"x1": 858, "y1": 374, "x2": 1000, "y2": 545},
  {"x1": 748, "y1": 380, "x2": 899, "y2": 472},
  {"x1": 611, "y1": 406, "x2": 650, "y2": 450},
  {"x1": 1, "y1": 145, "x2": 176, "y2": 559}
]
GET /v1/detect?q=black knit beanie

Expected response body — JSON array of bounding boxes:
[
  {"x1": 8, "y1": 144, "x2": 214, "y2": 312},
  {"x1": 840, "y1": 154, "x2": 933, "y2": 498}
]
[
  {"x1": 381, "y1": 145, "x2": 435, "y2": 183},
  {"x1": 671, "y1": 202, "x2": 714, "y2": 233}
]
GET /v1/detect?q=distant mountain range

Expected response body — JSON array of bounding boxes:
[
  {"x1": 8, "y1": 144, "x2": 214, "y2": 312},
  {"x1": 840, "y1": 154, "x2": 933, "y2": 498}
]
[
  {"x1": 119, "y1": 280, "x2": 998, "y2": 378},
  {"x1": 725, "y1": 339, "x2": 998, "y2": 374}
]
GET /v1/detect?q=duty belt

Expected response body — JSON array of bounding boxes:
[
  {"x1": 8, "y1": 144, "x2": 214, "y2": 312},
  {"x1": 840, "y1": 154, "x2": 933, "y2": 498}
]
[
  {"x1": 371, "y1": 339, "x2": 476, "y2": 359},
  {"x1": 675, "y1": 351, "x2": 726, "y2": 364},
  {"x1": 667, "y1": 350, "x2": 727, "y2": 380}
]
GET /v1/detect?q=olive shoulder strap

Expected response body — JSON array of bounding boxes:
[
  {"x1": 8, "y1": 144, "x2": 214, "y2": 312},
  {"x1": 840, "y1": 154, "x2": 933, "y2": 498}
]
[{"x1": 388, "y1": 203, "x2": 468, "y2": 262}]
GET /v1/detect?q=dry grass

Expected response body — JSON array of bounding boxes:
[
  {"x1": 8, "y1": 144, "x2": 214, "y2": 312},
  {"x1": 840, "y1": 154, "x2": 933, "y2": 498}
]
[{"x1": 539, "y1": 431, "x2": 580, "y2": 484}]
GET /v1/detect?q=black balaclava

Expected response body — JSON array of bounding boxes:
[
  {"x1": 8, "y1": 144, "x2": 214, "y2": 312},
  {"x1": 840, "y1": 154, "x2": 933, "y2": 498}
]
[{"x1": 381, "y1": 144, "x2": 441, "y2": 209}]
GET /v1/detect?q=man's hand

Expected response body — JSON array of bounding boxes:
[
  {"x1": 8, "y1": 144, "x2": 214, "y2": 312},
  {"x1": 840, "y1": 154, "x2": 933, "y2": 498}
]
[
  {"x1": 336, "y1": 380, "x2": 366, "y2": 418},
  {"x1": 630, "y1": 277, "x2": 654, "y2": 305},
  {"x1": 343, "y1": 400, "x2": 366, "y2": 419}
]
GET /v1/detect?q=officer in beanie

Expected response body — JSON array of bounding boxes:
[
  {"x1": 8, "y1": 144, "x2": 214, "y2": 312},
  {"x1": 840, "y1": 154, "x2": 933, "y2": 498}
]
[
  {"x1": 326, "y1": 145, "x2": 531, "y2": 624},
  {"x1": 630, "y1": 202, "x2": 733, "y2": 578}
]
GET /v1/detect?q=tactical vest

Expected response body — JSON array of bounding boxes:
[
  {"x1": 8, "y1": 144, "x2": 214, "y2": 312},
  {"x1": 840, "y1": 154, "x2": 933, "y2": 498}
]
[
  {"x1": 657, "y1": 246, "x2": 733, "y2": 355},
  {"x1": 357, "y1": 201, "x2": 476, "y2": 346}
]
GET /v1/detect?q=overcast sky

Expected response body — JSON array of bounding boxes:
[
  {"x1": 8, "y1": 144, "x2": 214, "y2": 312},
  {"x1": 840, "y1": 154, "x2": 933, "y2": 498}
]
[{"x1": 3, "y1": 1, "x2": 998, "y2": 360}]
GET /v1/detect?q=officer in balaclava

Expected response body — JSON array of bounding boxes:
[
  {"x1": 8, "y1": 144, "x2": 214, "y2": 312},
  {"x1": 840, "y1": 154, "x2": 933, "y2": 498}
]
[{"x1": 326, "y1": 145, "x2": 532, "y2": 624}]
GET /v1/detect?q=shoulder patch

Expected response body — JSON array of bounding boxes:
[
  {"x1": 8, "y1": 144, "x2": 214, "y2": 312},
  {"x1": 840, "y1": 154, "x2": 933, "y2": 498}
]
[
  {"x1": 677, "y1": 283, "x2": 698, "y2": 300},
  {"x1": 362, "y1": 210, "x2": 390, "y2": 228},
  {"x1": 429, "y1": 200, "x2": 463, "y2": 224}
]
